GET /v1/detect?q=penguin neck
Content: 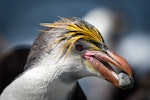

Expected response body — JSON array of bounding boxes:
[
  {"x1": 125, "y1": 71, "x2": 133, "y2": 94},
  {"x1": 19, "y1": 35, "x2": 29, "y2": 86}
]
[{"x1": 23, "y1": 54, "x2": 77, "y2": 100}]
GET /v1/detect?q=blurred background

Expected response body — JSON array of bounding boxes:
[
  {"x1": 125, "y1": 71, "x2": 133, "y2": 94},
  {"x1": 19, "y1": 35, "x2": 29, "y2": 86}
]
[{"x1": 0, "y1": 0, "x2": 150, "y2": 100}]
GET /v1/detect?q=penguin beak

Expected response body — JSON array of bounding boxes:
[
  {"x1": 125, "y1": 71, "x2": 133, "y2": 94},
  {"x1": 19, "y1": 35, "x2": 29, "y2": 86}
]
[{"x1": 82, "y1": 49, "x2": 134, "y2": 90}]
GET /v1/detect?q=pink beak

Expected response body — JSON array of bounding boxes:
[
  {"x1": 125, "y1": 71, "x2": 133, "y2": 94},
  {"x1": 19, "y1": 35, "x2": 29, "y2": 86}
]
[{"x1": 82, "y1": 49, "x2": 134, "y2": 90}]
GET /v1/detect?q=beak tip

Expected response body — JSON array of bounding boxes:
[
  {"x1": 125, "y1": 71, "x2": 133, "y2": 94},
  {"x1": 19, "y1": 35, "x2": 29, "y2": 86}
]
[{"x1": 106, "y1": 49, "x2": 134, "y2": 90}]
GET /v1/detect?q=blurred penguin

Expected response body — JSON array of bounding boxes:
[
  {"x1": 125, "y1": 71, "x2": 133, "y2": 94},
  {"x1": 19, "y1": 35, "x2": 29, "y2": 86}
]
[{"x1": 115, "y1": 32, "x2": 150, "y2": 100}]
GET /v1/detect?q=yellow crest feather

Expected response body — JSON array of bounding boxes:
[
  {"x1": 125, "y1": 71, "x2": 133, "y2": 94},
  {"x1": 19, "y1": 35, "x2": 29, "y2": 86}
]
[{"x1": 41, "y1": 17, "x2": 104, "y2": 59}]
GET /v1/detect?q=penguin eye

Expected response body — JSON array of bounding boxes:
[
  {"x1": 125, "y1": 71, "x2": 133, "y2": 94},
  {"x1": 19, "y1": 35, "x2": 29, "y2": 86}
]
[{"x1": 75, "y1": 44, "x2": 84, "y2": 51}]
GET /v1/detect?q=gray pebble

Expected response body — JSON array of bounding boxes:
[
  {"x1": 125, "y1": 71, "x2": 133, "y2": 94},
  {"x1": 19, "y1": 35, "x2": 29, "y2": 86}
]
[{"x1": 118, "y1": 72, "x2": 134, "y2": 90}]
